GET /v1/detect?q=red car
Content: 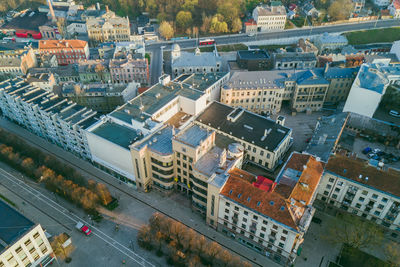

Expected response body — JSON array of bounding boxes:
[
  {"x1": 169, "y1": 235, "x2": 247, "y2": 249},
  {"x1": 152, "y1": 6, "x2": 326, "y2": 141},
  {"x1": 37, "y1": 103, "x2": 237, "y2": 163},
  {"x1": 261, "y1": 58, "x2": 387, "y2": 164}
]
[{"x1": 76, "y1": 222, "x2": 92, "y2": 236}]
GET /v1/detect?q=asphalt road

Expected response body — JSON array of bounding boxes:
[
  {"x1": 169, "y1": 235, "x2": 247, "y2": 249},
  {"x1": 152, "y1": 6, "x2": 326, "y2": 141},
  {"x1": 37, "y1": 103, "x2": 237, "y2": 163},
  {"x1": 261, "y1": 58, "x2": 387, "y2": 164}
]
[
  {"x1": 146, "y1": 19, "x2": 400, "y2": 84},
  {"x1": 0, "y1": 167, "x2": 155, "y2": 267}
]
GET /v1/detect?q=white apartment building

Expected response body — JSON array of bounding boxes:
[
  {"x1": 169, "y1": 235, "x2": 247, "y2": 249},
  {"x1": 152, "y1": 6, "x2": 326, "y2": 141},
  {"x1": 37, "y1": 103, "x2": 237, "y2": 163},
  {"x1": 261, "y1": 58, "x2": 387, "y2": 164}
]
[
  {"x1": 86, "y1": 73, "x2": 229, "y2": 191},
  {"x1": 0, "y1": 78, "x2": 97, "y2": 159},
  {"x1": 316, "y1": 153, "x2": 400, "y2": 240},
  {"x1": 0, "y1": 200, "x2": 54, "y2": 267},
  {"x1": 206, "y1": 153, "x2": 325, "y2": 265},
  {"x1": 195, "y1": 101, "x2": 293, "y2": 170},
  {"x1": 252, "y1": 1, "x2": 286, "y2": 32}
]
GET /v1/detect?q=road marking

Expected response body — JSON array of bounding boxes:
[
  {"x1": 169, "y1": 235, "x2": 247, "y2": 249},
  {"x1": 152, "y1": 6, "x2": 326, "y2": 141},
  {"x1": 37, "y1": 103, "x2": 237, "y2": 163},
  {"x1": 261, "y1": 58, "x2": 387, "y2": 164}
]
[{"x1": 0, "y1": 168, "x2": 155, "y2": 267}]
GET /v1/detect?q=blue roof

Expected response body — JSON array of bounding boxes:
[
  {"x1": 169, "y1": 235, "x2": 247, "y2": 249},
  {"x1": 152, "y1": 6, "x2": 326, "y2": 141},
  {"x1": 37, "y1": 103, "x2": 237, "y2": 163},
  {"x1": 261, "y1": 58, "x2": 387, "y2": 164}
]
[
  {"x1": 175, "y1": 124, "x2": 211, "y2": 147},
  {"x1": 0, "y1": 200, "x2": 35, "y2": 253},
  {"x1": 136, "y1": 126, "x2": 174, "y2": 155},
  {"x1": 296, "y1": 69, "x2": 329, "y2": 85}
]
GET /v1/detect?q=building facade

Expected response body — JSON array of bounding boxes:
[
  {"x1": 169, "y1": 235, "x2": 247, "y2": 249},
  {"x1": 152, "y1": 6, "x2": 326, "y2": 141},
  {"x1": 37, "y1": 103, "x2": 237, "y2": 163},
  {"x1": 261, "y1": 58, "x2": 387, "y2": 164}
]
[
  {"x1": 171, "y1": 45, "x2": 222, "y2": 78},
  {"x1": 252, "y1": 1, "x2": 286, "y2": 32},
  {"x1": 0, "y1": 200, "x2": 54, "y2": 267},
  {"x1": 207, "y1": 153, "x2": 324, "y2": 265},
  {"x1": 316, "y1": 153, "x2": 400, "y2": 240},
  {"x1": 273, "y1": 52, "x2": 317, "y2": 70},
  {"x1": 86, "y1": 11, "x2": 130, "y2": 46},
  {"x1": 0, "y1": 78, "x2": 97, "y2": 159},
  {"x1": 195, "y1": 101, "x2": 293, "y2": 171},
  {"x1": 0, "y1": 48, "x2": 37, "y2": 75},
  {"x1": 38, "y1": 39, "x2": 89, "y2": 65},
  {"x1": 109, "y1": 57, "x2": 149, "y2": 86}
]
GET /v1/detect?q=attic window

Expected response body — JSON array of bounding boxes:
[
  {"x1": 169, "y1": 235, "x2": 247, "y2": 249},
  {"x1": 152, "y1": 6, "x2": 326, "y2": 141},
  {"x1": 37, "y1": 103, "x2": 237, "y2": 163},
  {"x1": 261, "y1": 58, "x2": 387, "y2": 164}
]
[
  {"x1": 229, "y1": 189, "x2": 233, "y2": 195},
  {"x1": 238, "y1": 193, "x2": 242, "y2": 199},
  {"x1": 247, "y1": 197, "x2": 251, "y2": 202},
  {"x1": 280, "y1": 206, "x2": 285, "y2": 211},
  {"x1": 257, "y1": 201, "x2": 261, "y2": 207},
  {"x1": 270, "y1": 201, "x2": 274, "y2": 206}
]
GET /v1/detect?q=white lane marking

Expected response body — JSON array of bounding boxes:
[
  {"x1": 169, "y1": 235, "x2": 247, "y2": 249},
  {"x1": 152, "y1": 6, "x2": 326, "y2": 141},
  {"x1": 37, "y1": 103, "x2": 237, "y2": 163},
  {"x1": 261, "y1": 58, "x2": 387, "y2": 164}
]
[{"x1": 0, "y1": 168, "x2": 155, "y2": 267}]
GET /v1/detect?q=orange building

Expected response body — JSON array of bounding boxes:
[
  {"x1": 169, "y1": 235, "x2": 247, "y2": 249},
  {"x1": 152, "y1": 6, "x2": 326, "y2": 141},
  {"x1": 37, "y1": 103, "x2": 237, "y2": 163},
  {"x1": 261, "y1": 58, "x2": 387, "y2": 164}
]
[{"x1": 38, "y1": 40, "x2": 89, "y2": 65}]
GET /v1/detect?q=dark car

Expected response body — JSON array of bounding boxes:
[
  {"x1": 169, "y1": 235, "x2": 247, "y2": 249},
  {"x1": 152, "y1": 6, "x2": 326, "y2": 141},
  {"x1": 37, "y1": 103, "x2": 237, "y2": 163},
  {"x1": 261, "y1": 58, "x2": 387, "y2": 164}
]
[{"x1": 362, "y1": 147, "x2": 372, "y2": 154}]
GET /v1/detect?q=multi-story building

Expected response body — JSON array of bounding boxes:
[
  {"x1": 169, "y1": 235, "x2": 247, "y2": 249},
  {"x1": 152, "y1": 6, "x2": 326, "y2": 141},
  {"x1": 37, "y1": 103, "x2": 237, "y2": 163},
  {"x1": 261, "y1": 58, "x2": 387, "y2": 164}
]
[
  {"x1": 171, "y1": 44, "x2": 222, "y2": 78},
  {"x1": 38, "y1": 39, "x2": 89, "y2": 65},
  {"x1": 195, "y1": 101, "x2": 293, "y2": 170},
  {"x1": 353, "y1": 0, "x2": 365, "y2": 13},
  {"x1": 314, "y1": 33, "x2": 348, "y2": 53},
  {"x1": 252, "y1": 1, "x2": 286, "y2": 32},
  {"x1": 25, "y1": 73, "x2": 56, "y2": 91},
  {"x1": 86, "y1": 73, "x2": 229, "y2": 190},
  {"x1": 273, "y1": 52, "x2": 317, "y2": 70},
  {"x1": 86, "y1": 11, "x2": 130, "y2": 46},
  {"x1": 236, "y1": 50, "x2": 271, "y2": 71},
  {"x1": 0, "y1": 48, "x2": 37, "y2": 75},
  {"x1": 389, "y1": 0, "x2": 400, "y2": 18},
  {"x1": 109, "y1": 56, "x2": 149, "y2": 86},
  {"x1": 0, "y1": 78, "x2": 97, "y2": 159},
  {"x1": 373, "y1": 0, "x2": 390, "y2": 7},
  {"x1": 61, "y1": 81, "x2": 139, "y2": 113},
  {"x1": 221, "y1": 66, "x2": 358, "y2": 114},
  {"x1": 78, "y1": 59, "x2": 111, "y2": 84},
  {"x1": 316, "y1": 153, "x2": 400, "y2": 240},
  {"x1": 0, "y1": 200, "x2": 55, "y2": 267},
  {"x1": 28, "y1": 65, "x2": 80, "y2": 83},
  {"x1": 207, "y1": 152, "x2": 325, "y2": 265},
  {"x1": 343, "y1": 62, "x2": 400, "y2": 118}
]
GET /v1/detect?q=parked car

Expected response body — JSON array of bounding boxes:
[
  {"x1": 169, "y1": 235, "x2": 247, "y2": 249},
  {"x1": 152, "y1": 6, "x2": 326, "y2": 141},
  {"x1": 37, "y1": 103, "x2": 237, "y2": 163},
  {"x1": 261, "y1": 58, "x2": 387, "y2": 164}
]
[
  {"x1": 362, "y1": 147, "x2": 372, "y2": 154},
  {"x1": 76, "y1": 222, "x2": 92, "y2": 236},
  {"x1": 389, "y1": 110, "x2": 400, "y2": 118}
]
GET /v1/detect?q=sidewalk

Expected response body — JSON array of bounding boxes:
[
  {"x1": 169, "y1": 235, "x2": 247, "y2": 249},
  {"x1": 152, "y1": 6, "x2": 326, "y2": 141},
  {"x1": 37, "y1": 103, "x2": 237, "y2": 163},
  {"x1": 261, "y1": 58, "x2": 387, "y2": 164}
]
[{"x1": 0, "y1": 118, "x2": 280, "y2": 267}]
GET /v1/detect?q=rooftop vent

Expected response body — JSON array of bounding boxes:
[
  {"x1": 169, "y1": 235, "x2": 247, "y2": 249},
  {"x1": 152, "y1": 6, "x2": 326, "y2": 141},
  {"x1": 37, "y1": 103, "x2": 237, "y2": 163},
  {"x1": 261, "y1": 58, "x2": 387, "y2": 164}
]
[{"x1": 244, "y1": 124, "x2": 253, "y2": 131}]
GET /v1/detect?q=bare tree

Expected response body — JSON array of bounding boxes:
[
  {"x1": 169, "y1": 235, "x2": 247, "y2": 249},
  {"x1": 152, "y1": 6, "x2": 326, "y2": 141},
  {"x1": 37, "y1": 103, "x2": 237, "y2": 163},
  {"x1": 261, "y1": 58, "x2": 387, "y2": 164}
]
[
  {"x1": 51, "y1": 233, "x2": 73, "y2": 261},
  {"x1": 384, "y1": 241, "x2": 400, "y2": 267}
]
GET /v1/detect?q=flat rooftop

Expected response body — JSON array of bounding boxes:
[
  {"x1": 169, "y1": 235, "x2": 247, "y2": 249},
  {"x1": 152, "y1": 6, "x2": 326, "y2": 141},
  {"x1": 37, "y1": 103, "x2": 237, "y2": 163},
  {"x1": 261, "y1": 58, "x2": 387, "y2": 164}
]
[
  {"x1": 177, "y1": 72, "x2": 228, "y2": 92},
  {"x1": 195, "y1": 102, "x2": 291, "y2": 152},
  {"x1": 237, "y1": 50, "x2": 269, "y2": 60},
  {"x1": 91, "y1": 121, "x2": 142, "y2": 149},
  {"x1": 166, "y1": 111, "x2": 192, "y2": 129},
  {"x1": 110, "y1": 81, "x2": 203, "y2": 124},
  {"x1": 135, "y1": 126, "x2": 174, "y2": 155},
  {"x1": 174, "y1": 124, "x2": 212, "y2": 148},
  {"x1": 0, "y1": 200, "x2": 35, "y2": 253}
]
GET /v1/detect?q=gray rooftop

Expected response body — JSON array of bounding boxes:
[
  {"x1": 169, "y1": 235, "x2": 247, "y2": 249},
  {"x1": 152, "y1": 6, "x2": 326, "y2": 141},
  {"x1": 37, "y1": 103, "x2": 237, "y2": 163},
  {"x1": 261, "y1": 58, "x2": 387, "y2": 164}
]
[
  {"x1": 274, "y1": 52, "x2": 316, "y2": 62},
  {"x1": 175, "y1": 124, "x2": 211, "y2": 148},
  {"x1": 177, "y1": 72, "x2": 228, "y2": 92},
  {"x1": 317, "y1": 33, "x2": 348, "y2": 45},
  {"x1": 91, "y1": 121, "x2": 142, "y2": 149},
  {"x1": 196, "y1": 102, "x2": 291, "y2": 152},
  {"x1": 0, "y1": 200, "x2": 35, "y2": 253},
  {"x1": 172, "y1": 50, "x2": 221, "y2": 68},
  {"x1": 305, "y1": 112, "x2": 348, "y2": 162},
  {"x1": 135, "y1": 126, "x2": 174, "y2": 155}
]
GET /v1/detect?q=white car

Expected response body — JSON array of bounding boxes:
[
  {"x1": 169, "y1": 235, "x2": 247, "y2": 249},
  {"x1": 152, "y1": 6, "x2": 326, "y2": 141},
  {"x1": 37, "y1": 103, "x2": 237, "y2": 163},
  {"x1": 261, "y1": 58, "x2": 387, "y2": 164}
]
[{"x1": 389, "y1": 110, "x2": 400, "y2": 117}]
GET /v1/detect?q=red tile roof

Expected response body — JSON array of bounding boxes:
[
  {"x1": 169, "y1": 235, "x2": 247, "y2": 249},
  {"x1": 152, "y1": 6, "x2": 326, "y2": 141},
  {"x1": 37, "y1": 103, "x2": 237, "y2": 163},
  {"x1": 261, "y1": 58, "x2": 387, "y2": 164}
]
[
  {"x1": 220, "y1": 153, "x2": 324, "y2": 230},
  {"x1": 39, "y1": 40, "x2": 88, "y2": 50},
  {"x1": 244, "y1": 19, "x2": 257, "y2": 26},
  {"x1": 326, "y1": 154, "x2": 400, "y2": 198}
]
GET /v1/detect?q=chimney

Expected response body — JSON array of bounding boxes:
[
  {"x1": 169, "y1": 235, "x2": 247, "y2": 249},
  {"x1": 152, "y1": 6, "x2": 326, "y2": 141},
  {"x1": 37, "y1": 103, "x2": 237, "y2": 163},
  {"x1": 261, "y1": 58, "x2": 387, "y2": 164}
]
[
  {"x1": 47, "y1": 0, "x2": 56, "y2": 23},
  {"x1": 96, "y1": 2, "x2": 100, "y2": 10}
]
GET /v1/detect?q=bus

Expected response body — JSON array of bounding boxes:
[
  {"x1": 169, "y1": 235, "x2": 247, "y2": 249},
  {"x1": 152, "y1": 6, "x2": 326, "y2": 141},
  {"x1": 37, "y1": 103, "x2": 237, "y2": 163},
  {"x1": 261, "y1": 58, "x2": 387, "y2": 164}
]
[{"x1": 199, "y1": 38, "x2": 215, "y2": 46}]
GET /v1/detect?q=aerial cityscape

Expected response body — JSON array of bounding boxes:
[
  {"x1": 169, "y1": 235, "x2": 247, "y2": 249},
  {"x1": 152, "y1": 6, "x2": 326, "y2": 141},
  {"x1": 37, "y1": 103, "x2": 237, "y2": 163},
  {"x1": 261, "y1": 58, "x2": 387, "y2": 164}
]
[{"x1": 0, "y1": 0, "x2": 399, "y2": 266}]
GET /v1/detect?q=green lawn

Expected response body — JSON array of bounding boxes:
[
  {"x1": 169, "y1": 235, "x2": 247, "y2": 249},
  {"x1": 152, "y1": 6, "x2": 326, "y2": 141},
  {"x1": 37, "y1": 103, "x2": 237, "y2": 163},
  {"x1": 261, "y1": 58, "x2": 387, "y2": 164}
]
[
  {"x1": 344, "y1": 27, "x2": 400, "y2": 45},
  {"x1": 339, "y1": 244, "x2": 390, "y2": 267},
  {"x1": 199, "y1": 43, "x2": 248, "y2": 52},
  {"x1": 0, "y1": 194, "x2": 17, "y2": 207}
]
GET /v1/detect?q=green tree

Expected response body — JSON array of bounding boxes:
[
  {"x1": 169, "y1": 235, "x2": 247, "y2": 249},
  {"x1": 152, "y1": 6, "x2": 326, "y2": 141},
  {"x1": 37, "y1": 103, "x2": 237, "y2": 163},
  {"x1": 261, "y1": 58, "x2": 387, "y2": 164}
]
[
  {"x1": 328, "y1": 0, "x2": 353, "y2": 20},
  {"x1": 324, "y1": 212, "x2": 384, "y2": 250},
  {"x1": 176, "y1": 11, "x2": 193, "y2": 32},
  {"x1": 231, "y1": 18, "x2": 242, "y2": 33},
  {"x1": 159, "y1": 21, "x2": 175, "y2": 39},
  {"x1": 209, "y1": 14, "x2": 228, "y2": 33}
]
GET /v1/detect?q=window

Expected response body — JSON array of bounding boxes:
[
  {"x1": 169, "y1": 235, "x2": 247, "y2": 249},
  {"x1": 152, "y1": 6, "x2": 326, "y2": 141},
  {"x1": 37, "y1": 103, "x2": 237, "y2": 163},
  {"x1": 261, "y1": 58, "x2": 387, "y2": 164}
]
[
  {"x1": 332, "y1": 194, "x2": 338, "y2": 199},
  {"x1": 260, "y1": 233, "x2": 265, "y2": 238},
  {"x1": 329, "y1": 178, "x2": 334, "y2": 183},
  {"x1": 282, "y1": 230, "x2": 288, "y2": 235},
  {"x1": 261, "y1": 226, "x2": 266, "y2": 232},
  {"x1": 378, "y1": 204, "x2": 384, "y2": 210},
  {"x1": 244, "y1": 211, "x2": 248, "y2": 215},
  {"x1": 372, "y1": 194, "x2": 378, "y2": 199},
  {"x1": 359, "y1": 197, "x2": 365, "y2": 202},
  {"x1": 334, "y1": 188, "x2": 340, "y2": 192},
  {"x1": 280, "y1": 236, "x2": 286, "y2": 241},
  {"x1": 355, "y1": 203, "x2": 361, "y2": 208},
  {"x1": 253, "y1": 215, "x2": 258, "y2": 220},
  {"x1": 272, "y1": 225, "x2": 278, "y2": 230},
  {"x1": 242, "y1": 224, "x2": 247, "y2": 229},
  {"x1": 262, "y1": 220, "x2": 268, "y2": 225},
  {"x1": 374, "y1": 211, "x2": 381, "y2": 216},
  {"x1": 243, "y1": 218, "x2": 247, "y2": 222},
  {"x1": 382, "y1": 198, "x2": 388, "y2": 203},
  {"x1": 225, "y1": 202, "x2": 230, "y2": 207},
  {"x1": 278, "y1": 243, "x2": 284, "y2": 248},
  {"x1": 224, "y1": 215, "x2": 229, "y2": 220},
  {"x1": 234, "y1": 206, "x2": 239, "y2": 211},
  {"x1": 225, "y1": 208, "x2": 229, "y2": 213},
  {"x1": 362, "y1": 190, "x2": 368, "y2": 196},
  {"x1": 323, "y1": 191, "x2": 329, "y2": 196},
  {"x1": 326, "y1": 184, "x2": 332, "y2": 189}
]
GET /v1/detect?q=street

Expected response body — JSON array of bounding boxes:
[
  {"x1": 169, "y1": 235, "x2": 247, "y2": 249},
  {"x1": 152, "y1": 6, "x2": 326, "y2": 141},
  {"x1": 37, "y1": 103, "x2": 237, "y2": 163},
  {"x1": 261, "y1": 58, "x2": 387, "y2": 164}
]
[
  {"x1": 0, "y1": 164, "x2": 158, "y2": 267},
  {"x1": 0, "y1": 118, "x2": 280, "y2": 267},
  {"x1": 146, "y1": 19, "x2": 400, "y2": 84}
]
